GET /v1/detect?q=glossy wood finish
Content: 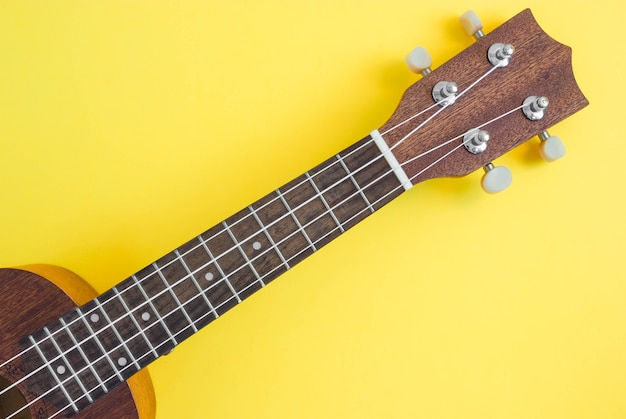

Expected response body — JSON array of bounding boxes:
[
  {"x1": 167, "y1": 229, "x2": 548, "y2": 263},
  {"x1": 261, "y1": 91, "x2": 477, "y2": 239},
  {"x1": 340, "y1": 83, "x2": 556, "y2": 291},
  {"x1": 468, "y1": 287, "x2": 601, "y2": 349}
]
[
  {"x1": 0, "y1": 9, "x2": 589, "y2": 418},
  {"x1": 51, "y1": 135, "x2": 402, "y2": 388},
  {"x1": 380, "y1": 9, "x2": 588, "y2": 183},
  {"x1": 2, "y1": 135, "x2": 401, "y2": 417},
  {"x1": 0, "y1": 267, "x2": 155, "y2": 418}
]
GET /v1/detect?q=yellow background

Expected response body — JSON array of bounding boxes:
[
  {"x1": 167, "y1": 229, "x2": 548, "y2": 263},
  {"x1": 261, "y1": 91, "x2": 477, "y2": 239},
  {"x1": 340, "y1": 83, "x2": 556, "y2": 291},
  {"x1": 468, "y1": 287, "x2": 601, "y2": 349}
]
[{"x1": 0, "y1": 1, "x2": 623, "y2": 418}]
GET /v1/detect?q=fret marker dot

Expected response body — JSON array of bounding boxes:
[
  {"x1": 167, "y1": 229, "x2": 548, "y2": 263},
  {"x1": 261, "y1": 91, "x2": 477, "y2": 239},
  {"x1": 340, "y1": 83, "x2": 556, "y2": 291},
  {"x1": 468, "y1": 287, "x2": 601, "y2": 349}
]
[
  {"x1": 141, "y1": 312, "x2": 151, "y2": 321},
  {"x1": 252, "y1": 241, "x2": 262, "y2": 250},
  {"x1": 204, "y1": 272, "x2": 214, "y2": 281},
  {"x1": 90, "y1": 313, "x2": 100, "y2": 323},
  {"x1": 118, "y1": 357, "x2": 127, "y2": 367},
  {"x1": 56, "y1": 365, "x2": 66, "y2": 375}
]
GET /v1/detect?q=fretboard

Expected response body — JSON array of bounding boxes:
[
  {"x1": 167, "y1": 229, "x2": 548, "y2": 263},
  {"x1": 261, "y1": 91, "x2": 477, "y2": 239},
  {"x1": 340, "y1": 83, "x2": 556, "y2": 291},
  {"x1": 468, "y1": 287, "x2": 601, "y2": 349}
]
[{"x1": 21, "y1": 133, "x2": 407, "y2": 415}]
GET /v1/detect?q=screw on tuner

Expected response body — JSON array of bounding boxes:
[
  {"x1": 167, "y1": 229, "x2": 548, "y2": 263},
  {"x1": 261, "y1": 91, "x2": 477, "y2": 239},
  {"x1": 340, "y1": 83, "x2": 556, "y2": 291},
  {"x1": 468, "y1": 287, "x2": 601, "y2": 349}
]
[{"x1": 404, "y1": 9, "x2": 570, "y2": 194}]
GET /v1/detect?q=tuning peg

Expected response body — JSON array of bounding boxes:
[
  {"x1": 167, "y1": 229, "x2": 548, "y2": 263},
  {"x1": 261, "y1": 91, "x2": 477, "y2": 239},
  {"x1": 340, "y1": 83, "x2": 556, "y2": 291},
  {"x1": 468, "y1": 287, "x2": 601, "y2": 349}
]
[
  {"x1": 481, "y1": 163, "x2": 512, "y2": 194},
  {"x1": 538, "y1": 131, "x2": 566, "y2": 162},
  {"x1": 460, "y1": 10, "x2": 484, "y2": 40},
  {"x1": 523, "y1": 96, "x2": 549, "y2": 121},
  {"x1": 405, "y1": 46, "x2": 432, "y2": 76}
]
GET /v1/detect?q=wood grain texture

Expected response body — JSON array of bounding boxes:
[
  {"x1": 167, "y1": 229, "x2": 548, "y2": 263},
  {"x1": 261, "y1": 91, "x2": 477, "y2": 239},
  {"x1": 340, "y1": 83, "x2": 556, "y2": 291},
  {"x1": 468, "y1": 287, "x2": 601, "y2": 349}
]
[
  {"x1": 74, "y1": 134, "x2": 403, "y2": 370},
  {"x1": 379, "y1": 9, "x2": 589, "y2": 184},
  {"x1": 0, "y1": 268, "x2": 155, "y2": 418},
  {"x1": 0, "y1": 134, "x2": 402, "y2": 418}
]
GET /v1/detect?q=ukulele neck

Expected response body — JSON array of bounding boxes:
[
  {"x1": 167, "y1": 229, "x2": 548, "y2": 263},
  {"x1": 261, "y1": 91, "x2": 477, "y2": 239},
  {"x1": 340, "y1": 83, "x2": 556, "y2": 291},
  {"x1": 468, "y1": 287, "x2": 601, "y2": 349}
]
[{"x1": 23, "y1": 130, "x2": 409, "y2": 413}]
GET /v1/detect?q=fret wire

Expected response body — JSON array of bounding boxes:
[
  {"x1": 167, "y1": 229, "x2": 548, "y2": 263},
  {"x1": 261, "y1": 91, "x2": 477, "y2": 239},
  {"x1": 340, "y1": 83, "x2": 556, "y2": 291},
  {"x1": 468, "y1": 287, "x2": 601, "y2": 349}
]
[
  {"x1": 199, "y1": 235, "x2": 242, "y2": 303},
  {"x1": 34, "y1": 268, "x2": 252, "y2": 417},
  {"x1": 11, "y1": 112, "x2": 470, "y2": 417},
  {"x1": 14, "y1": 137, "x2": 403, "y2": 410},
  {"x1": 18, "y1": 61, "x2": 512, "y2": 414},
  {"x1": 305, "y1": 171, "x2": 345, "y2": 233},
  {"x1": 42, "y1": 179, "x2": 397, "y2": 418},
  {"x1": 1, "y1": 134, "x2": 375, "y2": 385},
  {"x1": 193, "y1": 136, "x2": 381, "y2": 251},
  {"x1": 215, "y1": 177, "x2": 404, "y2": 312},
  {"x1": 4, "y1": 137, "x2": 385, "y2": 386},
  {"x1": 25, "y1": 140, "x2": 402, "y2": 401},
  {"x1": 179, "y1": 180, "x2": 405, "y2": 336},
  {"x1": 152, "y1": 263, "x2": 199, "y2": 333},
  {"x1": 206, "y1": 181, "x2": 405, "y2": 315},
  {"x1": 94, "y1": 296, "x2": 141, "y2": 372},
  {"x1": 42, "y1": 326, "x2": 93, "y2": 403},
  {"x1": 192, "y1": 137, "x2": 393, "y2": 270},
  {"x1": 247, "y1": 205, "x2": 290, "y2": 270},
  {"x1": 221, "y1": 221, "x2": 265, "y2": 288},
  {"x1": 180, "y1": 144, "x2": 403, "y2": 308},
  {"x1": 129, "y1": 151, "x2": 403, "y2": 340},
  {"x1": 38, "y1": 137, "x2": 386, "y2": 370},
  {"x1": 178, "y1": 140, "x2": 388, "y2": 283},
  {"x1": 158, "y1": 187, "x2": 392, "y2": 338},
  {"x1": 336, "y1": 153, "x2": 375, "y2": 214},
  {"x1": 166, "y1": 137, "x2": 386, "y2": 296},
  {"x1": 275, "y1": 188, "x2": 317, "y2": 252},
  {"x1": 187, "y1": 136, "x2": 378, "y2": 247},
  {"x1": 42, "y1": 189, "x2": 385, "y2": 419},
  {"x1": 174, "y1": 249, "x2": 220, "y2": 320},
  {"x1": 152, "y1": 137, "x2": 385, "y2": 313},
  {"x1": 6, "y1": 151, "x2": 355, "y2": 405},
  {"x1": 58, "y1": 318, "x2": 108, "y2": 394},
  {"x1": 28, "y1": 335, "x2": 79, "y2": 414},
  {"x1": 112, "y1": 287, "x2": 160, "y2": 360},
  {"x1": 75, "y1": 307, "x2": 123, "y2": 382},
  {"x1": 33, "y1": 176, "x2": 404, "y2": 417},
  {"x1": 130, "y1": 275, "x2": 179, "y2": 347},
  {"x1": 2, "y1": 137, "x2": 379, "y2": 394}
]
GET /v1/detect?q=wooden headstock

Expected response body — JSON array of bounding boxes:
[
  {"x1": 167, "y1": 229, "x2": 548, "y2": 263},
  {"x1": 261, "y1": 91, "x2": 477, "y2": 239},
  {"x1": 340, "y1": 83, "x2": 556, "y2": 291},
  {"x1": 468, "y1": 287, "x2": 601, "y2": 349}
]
[{"x1": 379, "y1": 9, "x2": 588, "y2": 186}]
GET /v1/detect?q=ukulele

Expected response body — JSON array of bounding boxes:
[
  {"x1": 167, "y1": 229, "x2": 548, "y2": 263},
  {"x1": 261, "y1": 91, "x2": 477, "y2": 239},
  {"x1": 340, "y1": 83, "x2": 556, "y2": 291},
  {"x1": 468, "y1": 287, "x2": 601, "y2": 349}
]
[{"x1": 0, "y1": 9, "x2": 588, "y2": 419}]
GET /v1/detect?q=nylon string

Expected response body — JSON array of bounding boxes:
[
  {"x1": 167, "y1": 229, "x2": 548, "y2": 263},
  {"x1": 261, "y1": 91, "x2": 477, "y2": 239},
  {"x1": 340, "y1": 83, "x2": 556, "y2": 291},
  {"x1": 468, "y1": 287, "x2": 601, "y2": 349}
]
[
  {"x1": 0, "y1": 65, "x2": 462, "y2": 389},
  {"x1": 6, "y1": 62, "x2": 506, "y2": 419},
  {"x1": 4, "y1": 62, "x2": 515, "y2": 418},
  {"x1": 28, "y1": 96, "x2": 524, "y2": 419}
]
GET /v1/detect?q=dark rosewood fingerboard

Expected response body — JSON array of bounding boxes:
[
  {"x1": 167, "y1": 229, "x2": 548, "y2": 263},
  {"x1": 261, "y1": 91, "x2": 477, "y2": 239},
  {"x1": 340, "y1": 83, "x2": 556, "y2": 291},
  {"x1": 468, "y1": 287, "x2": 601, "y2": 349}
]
[{"x1": 21, "y1": 134, "x2": 404, "y2": 416}]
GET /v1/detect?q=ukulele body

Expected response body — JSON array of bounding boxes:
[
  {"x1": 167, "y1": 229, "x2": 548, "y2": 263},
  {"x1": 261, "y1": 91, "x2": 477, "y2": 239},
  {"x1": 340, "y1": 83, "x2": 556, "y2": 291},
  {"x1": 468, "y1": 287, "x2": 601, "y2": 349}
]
[{"x1": 0, "y1": 266, "x2": 155, "y2": 419}]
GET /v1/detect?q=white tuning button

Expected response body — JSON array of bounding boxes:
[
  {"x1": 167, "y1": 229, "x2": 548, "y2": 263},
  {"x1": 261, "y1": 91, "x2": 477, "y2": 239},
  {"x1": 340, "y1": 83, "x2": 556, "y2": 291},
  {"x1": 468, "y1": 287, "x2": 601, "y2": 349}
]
[
  {"x1": 481, "y1": 163, "x2": 512, "y2": 194},
  {"x1": 538, "y1": 131, "x2": 566, "y2": 162},
  {"x1": 460, "y1": 10, "x2": 484, "y2": 40},
  {"x1": 405, "y1": 46, "x2": 433, "y2": 76}
]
